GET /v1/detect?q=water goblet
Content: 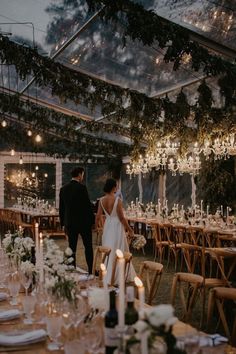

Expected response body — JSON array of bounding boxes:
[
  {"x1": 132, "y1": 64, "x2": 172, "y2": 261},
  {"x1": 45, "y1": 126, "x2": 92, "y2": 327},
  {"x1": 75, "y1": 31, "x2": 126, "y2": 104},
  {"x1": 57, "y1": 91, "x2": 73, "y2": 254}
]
[
  {"x1": 46, "y1": 313, "x2": 63, "y2": 351},
  {"x1": 22, "y1": 295, "x2": 36, "y2": 324},
  {"x1": 19, "y1": 271, "x2": 32, "y2": 296},
  {"x1": 7, "y1": 273, "x2": 21, "y2": 305}
]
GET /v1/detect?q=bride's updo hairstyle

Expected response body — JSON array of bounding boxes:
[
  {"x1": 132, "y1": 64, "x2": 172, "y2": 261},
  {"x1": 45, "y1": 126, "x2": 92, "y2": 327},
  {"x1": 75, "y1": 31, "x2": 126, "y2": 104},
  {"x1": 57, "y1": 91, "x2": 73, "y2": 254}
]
[{"x1": 103, "y1": 178, "x2": 117, "y2": 193}]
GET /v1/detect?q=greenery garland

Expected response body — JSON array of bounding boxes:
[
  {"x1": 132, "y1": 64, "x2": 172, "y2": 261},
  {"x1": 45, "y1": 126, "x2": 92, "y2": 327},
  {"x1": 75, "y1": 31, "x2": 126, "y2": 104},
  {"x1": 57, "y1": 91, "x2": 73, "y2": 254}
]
[{"x1": 0, "y1": 8, "x2": 236, "y2": 160}]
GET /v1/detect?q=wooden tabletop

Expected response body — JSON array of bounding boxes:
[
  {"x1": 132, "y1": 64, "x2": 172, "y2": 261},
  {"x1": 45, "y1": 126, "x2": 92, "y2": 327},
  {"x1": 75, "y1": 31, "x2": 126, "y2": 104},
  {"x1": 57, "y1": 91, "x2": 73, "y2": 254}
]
[{"x1": 0, "y1": 290, "x2": 235, "y2": 354}]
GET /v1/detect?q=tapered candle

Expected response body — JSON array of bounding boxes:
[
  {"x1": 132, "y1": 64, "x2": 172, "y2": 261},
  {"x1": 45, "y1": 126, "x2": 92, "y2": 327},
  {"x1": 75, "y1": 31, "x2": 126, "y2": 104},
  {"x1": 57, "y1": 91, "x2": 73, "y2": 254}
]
[
  {"x1": 100, "y1": 263, "x2": 108, "y2": 291},
  {"x1": 35, "y1": 223, "x2": 39, "y2": 266},
  {"x1": 134, "y1": 276, "x2": 145, "y2": 317},
  {"x1": 116, "y1": 249, "x2": 125, "y2": 328},
  {"x1": 207, "y1": 205, "x2": 209, "y2": 218},
  {"x1": 39, "y1": 233, "x2": 44, "y2": 283},
  {"x1": 200, "y1": 200, "x2": 203, "y2": 218},
  {"x1": 221, "y1": 205, "x2": 223, "y2": 215}
]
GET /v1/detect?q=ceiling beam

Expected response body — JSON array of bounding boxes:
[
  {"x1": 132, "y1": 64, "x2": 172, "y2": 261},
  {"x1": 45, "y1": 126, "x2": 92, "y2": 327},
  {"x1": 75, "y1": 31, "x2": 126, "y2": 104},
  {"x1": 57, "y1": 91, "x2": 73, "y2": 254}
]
[
  {"x1": 19, "y1": 8, "x2": 103, "y2": 95},
  {"x1": 0, "y1": 86, "x2": 92, "y2": 121}
]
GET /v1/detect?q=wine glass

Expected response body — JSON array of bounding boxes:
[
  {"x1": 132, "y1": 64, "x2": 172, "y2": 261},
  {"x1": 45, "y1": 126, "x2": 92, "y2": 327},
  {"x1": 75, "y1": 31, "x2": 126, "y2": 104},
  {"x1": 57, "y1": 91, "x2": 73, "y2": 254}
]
[
  {"x1": 22, "y1": 295, "x2": 36, "y2": 324},
  {"x1": 19, "y1": 271, "x2": 32, "y2": 296},
  {"x1": 46, "y1": 313, "x2": 63, "y2": 351},
  {"x1": 7, "y1": 272, "x2": 21, "y2": 305}
]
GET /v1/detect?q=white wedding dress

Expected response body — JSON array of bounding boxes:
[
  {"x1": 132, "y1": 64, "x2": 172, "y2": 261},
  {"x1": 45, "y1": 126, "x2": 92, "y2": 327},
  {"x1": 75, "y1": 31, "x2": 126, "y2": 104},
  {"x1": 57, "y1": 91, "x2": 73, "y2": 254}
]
[{"x1": 101, "y1": 197, "x2": 136, "y2": 285}]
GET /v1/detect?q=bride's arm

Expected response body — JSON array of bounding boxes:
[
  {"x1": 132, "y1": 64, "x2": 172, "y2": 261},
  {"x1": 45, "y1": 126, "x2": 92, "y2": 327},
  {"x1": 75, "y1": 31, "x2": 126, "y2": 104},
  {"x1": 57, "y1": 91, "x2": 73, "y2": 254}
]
[
  {"x1": 95, "y1": 201, "x2": 103, "y2": 230},
  {"x1": 117, "y1": 199, "x2": 134, "y2": 236}
]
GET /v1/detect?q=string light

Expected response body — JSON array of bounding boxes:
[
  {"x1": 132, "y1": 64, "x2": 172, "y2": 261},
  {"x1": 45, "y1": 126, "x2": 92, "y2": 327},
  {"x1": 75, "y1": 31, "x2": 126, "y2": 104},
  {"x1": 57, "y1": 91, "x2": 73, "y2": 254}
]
[
  {"x1": 10, "y1": 149, "x2": 15, "y2": 156},
  {"x1": 35, "y1": 134, "x2": 42, "y2": 143},
  {"x1": 19, "y1": 156, "x2": 23, "y2": 165},
  {"x1": 1, "y1": 120, "x2": 7, "y2": 127},
  {"x1": 44, "y1": 173, "x2": 48, "y2": 178},
  {"x1": 27, "y1": 130, "x2": 32, "y2": 137},
  {"x1": 35, "y1": 165, "x2": 39, "y2": 171}
]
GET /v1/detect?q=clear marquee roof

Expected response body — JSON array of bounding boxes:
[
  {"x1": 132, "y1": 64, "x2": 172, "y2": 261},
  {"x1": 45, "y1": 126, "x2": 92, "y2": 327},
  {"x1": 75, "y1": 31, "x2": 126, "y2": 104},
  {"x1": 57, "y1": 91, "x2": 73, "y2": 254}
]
[{"x1": 0, "y1": 0, "x2": 235, "y2": 124}]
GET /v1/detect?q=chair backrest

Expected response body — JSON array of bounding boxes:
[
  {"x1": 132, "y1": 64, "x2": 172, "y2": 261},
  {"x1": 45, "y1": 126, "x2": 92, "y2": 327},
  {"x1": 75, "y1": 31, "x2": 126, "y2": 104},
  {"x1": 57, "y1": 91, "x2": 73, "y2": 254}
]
[
  {"x1": 92, "y1": 246, "x2": 111, "y2": 279},
  {"x1": 139, "y1": 261, "x2": 163, "y2": 305},
  {"x1": 110, "y1": 251, "x2": 133, "y2": 286}
]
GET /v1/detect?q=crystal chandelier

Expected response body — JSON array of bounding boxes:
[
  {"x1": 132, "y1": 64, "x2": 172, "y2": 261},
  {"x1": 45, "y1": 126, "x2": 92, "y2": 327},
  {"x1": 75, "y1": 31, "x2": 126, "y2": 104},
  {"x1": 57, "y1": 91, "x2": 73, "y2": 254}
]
[
  {"x1": 126, "y1": 155, "x2": 149, "y2": 178},
  {"x1": 168, "y1": 155, "x2": 201, "y2": 176},
  {"x1": 226, "y1": 134, "x2": 236, "y2": 156}
]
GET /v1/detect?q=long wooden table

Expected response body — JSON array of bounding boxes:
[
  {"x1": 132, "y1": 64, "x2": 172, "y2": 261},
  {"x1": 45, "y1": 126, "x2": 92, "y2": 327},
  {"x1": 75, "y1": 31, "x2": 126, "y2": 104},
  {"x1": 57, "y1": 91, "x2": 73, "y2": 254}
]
[{"x1": 0, "y1": 290, "x2": 235, "y2": 353}]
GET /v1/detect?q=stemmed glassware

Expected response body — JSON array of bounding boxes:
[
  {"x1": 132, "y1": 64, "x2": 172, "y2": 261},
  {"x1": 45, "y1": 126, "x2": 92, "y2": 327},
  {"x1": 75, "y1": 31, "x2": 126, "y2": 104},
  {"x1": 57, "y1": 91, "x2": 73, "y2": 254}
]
[
  {"x1": 22, "y1": 295, "x2": 36, "y2": 324},
  {"x1": 7, "y1": 272, "x2": 21, "y2": 305},
  {"x1": 46, "y1": 313, "x2": 63, "y2": 351},
  {"x1": 19, "y1": 271, "x2": 32, "y2": 296}
]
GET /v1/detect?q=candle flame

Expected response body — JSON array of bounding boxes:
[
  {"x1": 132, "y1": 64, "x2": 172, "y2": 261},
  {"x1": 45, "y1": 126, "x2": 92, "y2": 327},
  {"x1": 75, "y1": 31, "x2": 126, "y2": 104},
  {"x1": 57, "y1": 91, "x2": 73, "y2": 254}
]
[
  {"x1": 35, "y1": 223, "x2": 39, "y2": 228},
  {"x1": 100, "y1": 263, "x2": 106, "y2": 272},
  {"x1": 39, "y1": 232, "x2": 43, "y2": 240},
  {"x1": 116, "y1": 249, "x2": 124, "y2": 259},
  {"x1": 134, "y1": 276, "x2": 143, "y2": 288}
]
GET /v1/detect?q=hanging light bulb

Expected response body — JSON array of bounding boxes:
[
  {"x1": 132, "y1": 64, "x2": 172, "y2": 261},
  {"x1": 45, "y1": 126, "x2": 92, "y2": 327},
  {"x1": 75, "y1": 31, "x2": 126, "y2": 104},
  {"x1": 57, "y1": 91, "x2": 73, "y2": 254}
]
[
  {"x1": 1, "y1": 120, "x2": 7, "y2": 127},
  {"x1": 10, "y1": 149, "x2": 15, "y2": 156},
  {"x1": 27, "y1": 130, "x2": 32, "y2": 137},
  {"x1": 19, "y1": 156, "x2": 23, "y2": 165},
  {"x1": 35, "y1": 165, "x2": 39, "y2": 170},
  {"x1": 35, "y1": 134, "x2": 42, "y2": 143},
  {"x1": 32, "y1": 172, "x2": 36, "y2": 177},
  {"x1": 44, "y1": 173, "x2": 48, "y2": 178}
]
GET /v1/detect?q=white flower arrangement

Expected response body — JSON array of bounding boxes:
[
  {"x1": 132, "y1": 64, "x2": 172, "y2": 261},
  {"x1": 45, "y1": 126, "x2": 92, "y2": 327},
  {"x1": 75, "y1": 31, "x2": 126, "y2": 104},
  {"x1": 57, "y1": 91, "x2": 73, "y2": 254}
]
[
  {"x1": 131, "y1": 234, "x2": 147, "y2": 250},
  {"x1": 128, "y1": 305, "x2": 184, "y2": 354},
  {"x1": 43, "y1": 238, "x2": 76, "y2": 304},
  {"x1": 20, "y1": 260, "x2": 35, "y2": 275},
  {"x1": 88, "y1": 287, "x2": 109, "y2": 311},
  {"x1": 2, "y1": 230, "x2": 35, "y2": 262}
]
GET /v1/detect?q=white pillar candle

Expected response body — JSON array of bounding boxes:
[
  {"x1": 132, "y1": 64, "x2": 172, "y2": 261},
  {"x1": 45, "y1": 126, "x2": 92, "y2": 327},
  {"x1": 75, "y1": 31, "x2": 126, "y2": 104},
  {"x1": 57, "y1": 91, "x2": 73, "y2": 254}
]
[
  {"x1": 116, "y1": 249, "x2": 125, "y2": 328},
  {"x1": 200, "y1": 200, "x2": 203, "y2": 218},
  {"x1": 207, "y1": 205, "x2": 209, "y2": 218},
  {"x1": 221, "y1": 205, "x2": 223, "y2": 215},
  {"x1": 134, "y1": 276, "x2": 145, "y2": 317},
  {"x1": 39, "y1": 233, "x2": 44, "y2": 283}
]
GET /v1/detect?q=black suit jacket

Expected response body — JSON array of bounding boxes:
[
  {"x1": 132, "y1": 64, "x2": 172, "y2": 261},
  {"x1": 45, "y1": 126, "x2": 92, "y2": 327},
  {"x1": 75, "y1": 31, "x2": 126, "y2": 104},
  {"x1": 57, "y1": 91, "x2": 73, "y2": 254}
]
[{"x1": 59, "y1": 180, "x2": 94, "y2": 231}]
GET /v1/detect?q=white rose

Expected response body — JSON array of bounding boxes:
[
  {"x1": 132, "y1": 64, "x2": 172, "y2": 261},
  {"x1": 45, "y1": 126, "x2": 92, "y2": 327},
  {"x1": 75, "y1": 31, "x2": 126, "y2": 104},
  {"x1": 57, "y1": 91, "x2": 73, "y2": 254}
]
[
  {"x1": 65, "y1": 247, "x2": 73, "y2": 256},
  {"x1": 67, "y1": 257, "x2": 74, "y2": 264},
  {"x1": 145, "y1": 304, "x2": 174, "y2": 327},
  {"x1": 133, "y1": 320, "x2": 149, "y2": 333}
]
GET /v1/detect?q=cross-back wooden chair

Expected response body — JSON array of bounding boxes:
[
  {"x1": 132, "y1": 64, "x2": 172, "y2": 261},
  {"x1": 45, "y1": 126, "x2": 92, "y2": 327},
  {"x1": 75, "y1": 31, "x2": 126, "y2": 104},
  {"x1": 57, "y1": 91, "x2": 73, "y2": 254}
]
[
  {"x1": 139, "y1": 261, "x2": 163, "y2": 305},
  {"x1": 92, "y1": 246, "x2": 111, "y2": 279},
  {"x1": 110, "y1": 251, "x2": 132, "y2": 286},
  {"x1": 207, "y1": 287, "x2": 236, "y2": 345},
  {"x1": 167, "y1": 225, "x2": 186, "y2": 271},
  {"x1": 181, "y1": 226, "x2": 203, "y2": 273},
  {"x1": 171, "y1": 272, "x2": 204, "y2": 322},
  {"x1": 151, "y1": 224, "x2": 169, "y2": 263}
]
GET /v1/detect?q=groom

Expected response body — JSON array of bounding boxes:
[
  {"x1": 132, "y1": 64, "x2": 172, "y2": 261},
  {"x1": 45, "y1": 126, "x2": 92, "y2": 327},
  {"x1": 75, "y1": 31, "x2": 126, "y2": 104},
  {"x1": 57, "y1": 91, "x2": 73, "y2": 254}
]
[{"x1": 59, "y1": 166, "x2": 94, "y2": 273}]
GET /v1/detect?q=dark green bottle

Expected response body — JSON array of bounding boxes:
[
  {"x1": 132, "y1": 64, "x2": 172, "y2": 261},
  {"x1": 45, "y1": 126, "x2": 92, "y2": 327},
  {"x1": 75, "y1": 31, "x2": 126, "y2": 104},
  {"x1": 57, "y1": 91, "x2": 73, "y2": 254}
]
[
  {"x1": 125, "y1": 286, "x2": 139, "y2": 329},
  {"x1": 104, "y1": 290, "x2": 119, "y2": 354}
]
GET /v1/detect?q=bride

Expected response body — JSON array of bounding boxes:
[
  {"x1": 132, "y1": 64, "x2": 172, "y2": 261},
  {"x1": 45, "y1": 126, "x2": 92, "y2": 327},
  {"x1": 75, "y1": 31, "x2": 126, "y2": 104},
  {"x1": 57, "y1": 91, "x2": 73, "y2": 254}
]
[{"x1": 95, "y1": 178, "x2": 136, "y2": 285}]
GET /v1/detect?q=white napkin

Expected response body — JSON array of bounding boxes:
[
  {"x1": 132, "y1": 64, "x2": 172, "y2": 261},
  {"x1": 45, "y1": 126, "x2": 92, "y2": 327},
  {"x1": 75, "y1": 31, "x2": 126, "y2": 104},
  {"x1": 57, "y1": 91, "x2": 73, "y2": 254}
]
[
  {"x1": 0, "y1": 309, "x2": 21, "y2": 322},
  {"x1": 0, "y1": 292, "x2": 8, "y2": 301},
  {"x1": 199, "y1": 334, "x2": 228, "y2": 347},
  {"x1": 0, "y1": 329, "x2": 47, "y2": 346}
]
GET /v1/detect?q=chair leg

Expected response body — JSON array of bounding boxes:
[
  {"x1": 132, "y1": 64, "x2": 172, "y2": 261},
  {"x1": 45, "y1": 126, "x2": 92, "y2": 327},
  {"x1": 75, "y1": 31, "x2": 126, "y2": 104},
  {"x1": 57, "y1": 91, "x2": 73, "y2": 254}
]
[
  {"x1": 207, "y1": 289, "x2": 215, "y2": 331},
  {"x1": 216, "y1": 299, "x2": 231, "y2": 340},
  {"x1": 171, "y1": 274, "x2": 178, "y2": 306}
]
